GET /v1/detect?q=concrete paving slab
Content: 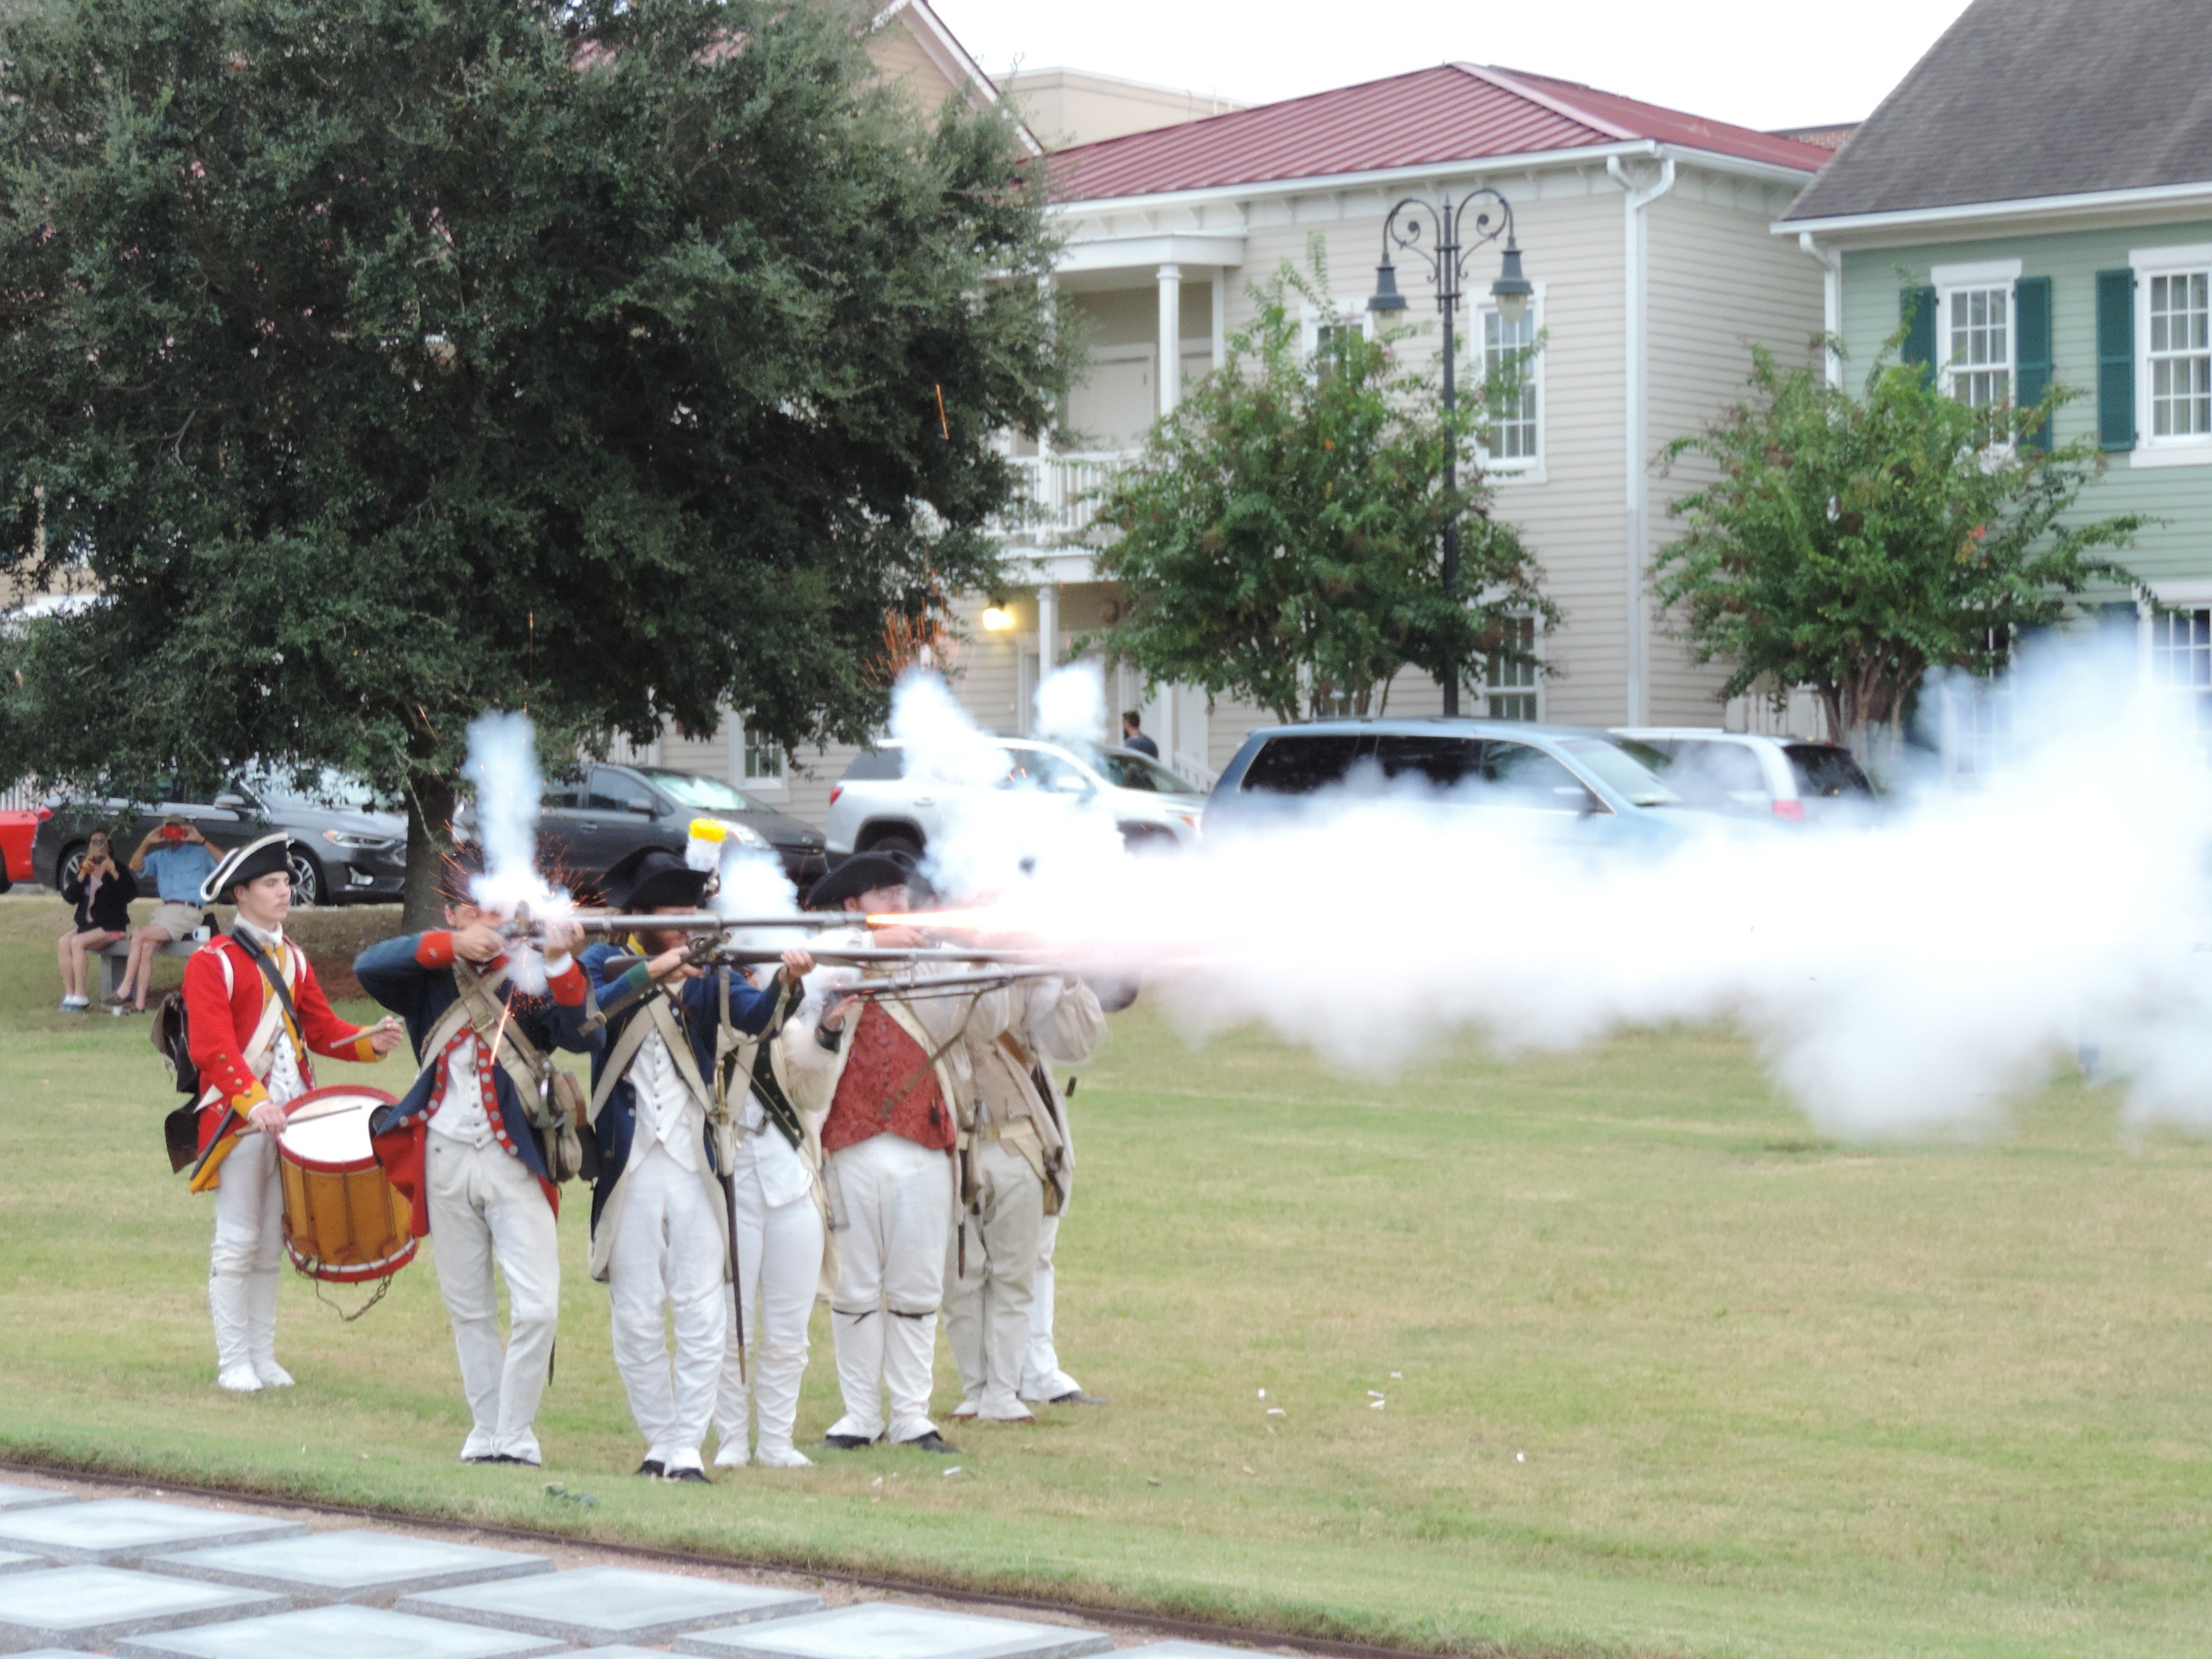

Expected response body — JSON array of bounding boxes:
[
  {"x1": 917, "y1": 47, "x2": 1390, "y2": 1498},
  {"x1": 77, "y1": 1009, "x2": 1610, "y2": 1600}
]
[
  {"x1": 113, "y1": 1604, "x2": 568, "y2": 1659},
  {"x1": 0, "y1": 1490, "x2": 71, "y2": 1516},
  {"x1": 0, "y1": 1499, "x2": 305, "y2": 1564},
  {"x1": 401, "y1": 1566, "x2": 821, "y2": 1646},
  {"x1": 0, "y1": 1562, "x2": 288, "y2": 1651},
  {"x1": 143, "y1": 1528, "x2": 554, "y2": 1607},
  {"x1": 672, "y1": 1604, "x2": 1114, "y2": 1659},
  {"x1": 0, "y1": 1556, "x2": 43, "y2": 1580}
]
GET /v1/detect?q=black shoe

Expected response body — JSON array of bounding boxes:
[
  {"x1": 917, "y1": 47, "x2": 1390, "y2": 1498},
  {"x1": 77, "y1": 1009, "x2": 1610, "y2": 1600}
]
[
  {"x1": 635, "y1": 1458, "x2": 665, "y2": 1477},
  {"x1": 1048, "y1": 1390, "x2": 1108, "y2": 1407},
  {"x1": 663, "y1": 1466, "x2": 711, "y2": 1484},
  {"x1": 460, "y1": 1453, "x2": 505, "y2": 1465},
  {"x1": 820, "y1": 1433, "x2": 875, "y2": 1450},
  {"x1": 895, "y1": 1430, "x2": 961, "y2": 1455}
]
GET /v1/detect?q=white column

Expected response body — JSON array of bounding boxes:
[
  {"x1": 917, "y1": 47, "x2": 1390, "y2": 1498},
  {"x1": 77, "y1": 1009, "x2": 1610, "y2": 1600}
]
[
  {"x1": 1211, "y1": 272, "x2": 1228, "y2": 371},
  {"x1": 1799, "y1": 232, "x2": 1843, "y2": 389},
  {"x1": 1037, "y1": 583, "x2": 1059, "y2": 678},
  {"x1": 1157, "y1": 264, "x2": 1183, "y2": 418}
]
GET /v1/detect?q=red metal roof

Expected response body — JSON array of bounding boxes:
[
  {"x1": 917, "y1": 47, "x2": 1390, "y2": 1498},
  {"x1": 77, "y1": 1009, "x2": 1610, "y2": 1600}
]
[{"x1": 1042, "y1": 63, "x2": 1831, "y2": 203}]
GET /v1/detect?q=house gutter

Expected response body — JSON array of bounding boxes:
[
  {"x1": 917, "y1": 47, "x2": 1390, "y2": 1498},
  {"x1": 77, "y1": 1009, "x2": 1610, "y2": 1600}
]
[
  {"x1": 1775, "y1": 176, "x2": 2212, "y2": 240},
  {"x1": 1797, "y1": 231, "x2": 1844, "y2": 388},
  {"x1": 1608, "y1": 153, "x2": 1676, "y2": 727}
]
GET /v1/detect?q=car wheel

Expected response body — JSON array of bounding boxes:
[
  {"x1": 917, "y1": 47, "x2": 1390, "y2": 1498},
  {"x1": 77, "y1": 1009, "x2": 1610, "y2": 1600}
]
[
  {"x1": 57, "y1": 840, "x2": 88, "y2": 890},
  {"x1": 288, "y1": 848, "x2": 323, "y2": 907},
  {"x1": 867, "y1": 830, "x2": 923, "y2": 863},
  {"x1": 1118, "y1": 823, "x2": 1177, "y2": 856}
]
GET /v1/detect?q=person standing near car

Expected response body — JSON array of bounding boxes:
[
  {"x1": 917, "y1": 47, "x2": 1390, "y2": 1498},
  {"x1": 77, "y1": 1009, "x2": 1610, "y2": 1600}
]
[
  {"x1": 1120, "y1": 711, "x2": 1158, "y2": 759},
  {"x1": 782, "y1": 853, "x2": 1009, "y2": 1455},
  {"x1": 355, "y1": 860, "x2": 592, "y2": 1467},
  {"x1": 56, "y1": 830, "x2": 136, "y2": 1011},
  {"x1": 116, "y1": 815, "x2": 219, "y2": 1013},
  {"x1": 183, "y1": 834, "x2": 405, "y2": 1392}
]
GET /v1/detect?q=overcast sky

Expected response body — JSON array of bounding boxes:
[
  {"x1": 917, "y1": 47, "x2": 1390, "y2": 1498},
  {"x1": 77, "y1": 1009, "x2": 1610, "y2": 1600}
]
[{"x1": 931, "y1": 0, "x2": 1977, "y2": 135}]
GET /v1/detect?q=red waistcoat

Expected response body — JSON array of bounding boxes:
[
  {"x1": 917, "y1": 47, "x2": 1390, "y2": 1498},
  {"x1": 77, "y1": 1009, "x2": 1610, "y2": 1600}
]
[{"x1": 820, "y1": 1001, "x2": 953, "y2": 1155}]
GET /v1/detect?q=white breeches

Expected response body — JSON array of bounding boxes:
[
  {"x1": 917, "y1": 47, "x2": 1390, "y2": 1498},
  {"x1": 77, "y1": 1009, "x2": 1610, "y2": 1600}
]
[
  {"x1": 713, "y1": 1163, "x2": 826, "y2": 1459},
  {"x1": 209, "y1": 1130, "x2": 286, "y2": 1375},
  {"x1": 825, "y1": 1132, "x2": 952, "y2": 1444},
  {"x1": 1020, "y1": 1212, "x2": 1081, "y2": 1401},
  {"x1": 606, "y1": 1144, "x2": 727, "y2": 1469},
  {"x1": 428, "y1": 1137, "x2": 560, "y2": 1458},
  {"x1": 943, "y1": 1137, "x2": 1042, "y2": 1419}
]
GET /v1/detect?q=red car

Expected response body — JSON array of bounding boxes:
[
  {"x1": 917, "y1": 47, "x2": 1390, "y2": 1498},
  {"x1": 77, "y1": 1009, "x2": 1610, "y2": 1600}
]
[{"x1": 0, "y1": 807, "x2": 47, "y2": 888}]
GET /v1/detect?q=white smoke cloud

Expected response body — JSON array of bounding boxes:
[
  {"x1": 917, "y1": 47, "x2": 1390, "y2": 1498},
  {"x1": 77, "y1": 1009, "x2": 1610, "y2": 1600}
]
[
  {"x1": 460, "y1": 709, "x2": 571, "y2": 991},
  {"x1": 1033, "y1": 661, "x2": 1106, "y2": 749},
  {"x1": 887, "y1": 642, "x2": 2212, "y2": 1137}
]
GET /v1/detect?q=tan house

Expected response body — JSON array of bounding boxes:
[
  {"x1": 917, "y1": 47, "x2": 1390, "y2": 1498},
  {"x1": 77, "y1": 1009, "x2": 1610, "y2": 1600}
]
[{"x1": 658, "y1": 55, "x2": 1839, "y2": 822}]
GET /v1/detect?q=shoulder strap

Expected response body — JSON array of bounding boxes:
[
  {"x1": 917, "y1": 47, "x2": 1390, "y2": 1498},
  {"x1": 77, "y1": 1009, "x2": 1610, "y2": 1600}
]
[
  {"x1": 588, "y1": 1002, "x2": 659, "y2": 1125},
  {"x1": 646, "y1": 994, "x2": 717, "y2": 1112},
  {"x1": 230, "y1": 932, "x2": 307, "y2": 1071}
]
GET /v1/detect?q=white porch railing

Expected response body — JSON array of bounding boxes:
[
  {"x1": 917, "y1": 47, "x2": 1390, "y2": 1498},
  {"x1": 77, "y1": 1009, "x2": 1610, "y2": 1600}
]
[{"x1": 994, "y1": 451, "x2": 1135, "y2": 548}]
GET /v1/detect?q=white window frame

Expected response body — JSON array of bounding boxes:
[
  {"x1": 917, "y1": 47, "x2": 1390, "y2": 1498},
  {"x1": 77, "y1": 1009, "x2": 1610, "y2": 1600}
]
[
  {"x1": 1476, "y1": 613, "x2": 1544, "y2": 722},
  {"x1": 2131, "y1": 242, "x2": 2212, "y2": 468},
  {"x1": 1298, "y1": 295, "x2": 1374, "y2": 367},
  {"x1": 1930, "y1": 258, "x2": 2020, "y2": 417},
  {"x1": 726, "y1": 715, "x2": 790, "y2": 801},
  {"x1": 2138, "y1": 581, "x2": 2212, "y2": 735},
  {"x1": 1475, "y1": 280, "x2": 1545, "y2": 483}
]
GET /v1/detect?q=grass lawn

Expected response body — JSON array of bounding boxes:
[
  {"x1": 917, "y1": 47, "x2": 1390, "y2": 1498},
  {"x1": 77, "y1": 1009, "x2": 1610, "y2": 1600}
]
[{"x1": 3, "y1": 889, "x2": 2210, "y2": 1657}]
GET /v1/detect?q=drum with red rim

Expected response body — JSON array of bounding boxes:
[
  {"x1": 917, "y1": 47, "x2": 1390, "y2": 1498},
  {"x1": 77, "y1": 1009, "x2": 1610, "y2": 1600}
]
[{"x1": 276, "y1": 1085, "x2": 416, "y2": 1284}]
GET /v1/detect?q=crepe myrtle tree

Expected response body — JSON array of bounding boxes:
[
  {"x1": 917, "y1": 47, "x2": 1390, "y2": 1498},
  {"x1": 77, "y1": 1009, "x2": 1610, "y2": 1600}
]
[
  {"x1": 0, "y1": 0, "x2": 1072, "y2": 923},
  {"x1": 1082, "y1": 252, "x2": 1552, "y2": 726},
  {"x1": 1654, "y1": 338, "x2": 2143, "y2": 758}
]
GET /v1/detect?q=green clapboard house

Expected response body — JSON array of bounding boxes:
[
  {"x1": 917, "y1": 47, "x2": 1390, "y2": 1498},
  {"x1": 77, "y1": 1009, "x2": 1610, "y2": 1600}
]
[{"x1": 1779, "y1": 0, "x2": 2212, "y2": 708}]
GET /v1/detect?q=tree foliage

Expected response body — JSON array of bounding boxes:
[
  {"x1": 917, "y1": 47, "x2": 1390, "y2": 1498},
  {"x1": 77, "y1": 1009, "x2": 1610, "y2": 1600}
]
[
  {"x1": 0, "y1": 0, "x2": 1069, "y2": 915},
  {"x1": 1083, "y1": 255, "x2": 1551, "y2": 725},
  {"x1": 1654, "y1": 342, "x2": 2142, "y2": 745}
]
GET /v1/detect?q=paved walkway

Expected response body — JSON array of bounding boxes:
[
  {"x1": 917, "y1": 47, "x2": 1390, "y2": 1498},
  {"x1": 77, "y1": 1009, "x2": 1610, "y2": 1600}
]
[{"x1": 0, "y1": 1475, "x2": 1281, "y2": 1658}]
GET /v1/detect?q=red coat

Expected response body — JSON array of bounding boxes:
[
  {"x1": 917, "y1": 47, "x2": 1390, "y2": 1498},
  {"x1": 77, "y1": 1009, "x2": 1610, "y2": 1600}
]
[{"x1": 183, "y1": 931, "x2": 376, "y2": 1192}]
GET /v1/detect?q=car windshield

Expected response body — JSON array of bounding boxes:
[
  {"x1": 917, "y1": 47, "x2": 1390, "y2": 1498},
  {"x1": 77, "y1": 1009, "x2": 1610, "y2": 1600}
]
[
  {"x1": 1557, "y1": 738, "x2": 1682, "y2": 807},
  {"x1": 243, "y1": 765, "x2": 387, "y2": 811},
  {"x1": 1093, "y1": 752, "x2": 1200, "y2": 793},
  {"x1": 1640, "y1": 740, "x2": 1768, "y2": 805},
  {"x1": 638, "y1": 769, "x2": 752, "y2": 813}
]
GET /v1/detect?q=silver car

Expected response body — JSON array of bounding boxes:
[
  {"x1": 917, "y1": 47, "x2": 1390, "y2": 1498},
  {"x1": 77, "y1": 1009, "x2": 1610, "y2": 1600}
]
[
  {"x1": 826, "y1": 738, "x2": 1207, "y2": 863},
  {"x1": 1612, "y1": 728, "x2": 1875, "y2": 821}
]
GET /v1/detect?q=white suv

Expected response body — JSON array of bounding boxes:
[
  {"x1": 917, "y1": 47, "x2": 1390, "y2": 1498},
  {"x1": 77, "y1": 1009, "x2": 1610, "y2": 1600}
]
[
  {"x1": 1611, "y1": 729, "x2": 1875, "y2": 821},
  {"x1": 825, "y1": 738, "x2": 1208, "y2": 862}
]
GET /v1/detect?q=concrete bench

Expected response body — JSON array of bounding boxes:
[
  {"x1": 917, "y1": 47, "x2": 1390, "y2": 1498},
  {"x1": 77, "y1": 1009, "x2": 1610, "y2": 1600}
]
[{"x1": 95, "y1": 936, "x2": 199, "y2": 1003}]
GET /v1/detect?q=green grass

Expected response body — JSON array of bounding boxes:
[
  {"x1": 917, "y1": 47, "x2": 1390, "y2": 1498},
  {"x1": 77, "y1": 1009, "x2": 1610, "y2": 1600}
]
[{"x1": 4, "y1": 890, "x2": 2211, "y2": 1657}]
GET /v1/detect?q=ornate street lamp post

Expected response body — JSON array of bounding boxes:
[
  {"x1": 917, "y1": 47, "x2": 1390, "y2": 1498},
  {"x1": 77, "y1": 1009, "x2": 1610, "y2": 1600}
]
[{"x1": 1370, "y1": 189, "x2": 1532, "y2": 716}]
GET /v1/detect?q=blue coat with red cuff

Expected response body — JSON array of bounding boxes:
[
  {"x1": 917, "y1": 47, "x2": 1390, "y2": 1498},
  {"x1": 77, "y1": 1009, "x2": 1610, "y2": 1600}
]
[
  {"x1": 356, "y1": 931, "x2": 598, "y2": 1226},
  {"x1": 580, "y1": 942, "x2": 793, "y2": 1239}
]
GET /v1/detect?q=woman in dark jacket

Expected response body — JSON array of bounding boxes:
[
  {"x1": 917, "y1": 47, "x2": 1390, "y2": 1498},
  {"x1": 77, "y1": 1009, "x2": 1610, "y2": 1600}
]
[{"x1": 57, "y1": 830, "x2": 136, "y2": 1011}]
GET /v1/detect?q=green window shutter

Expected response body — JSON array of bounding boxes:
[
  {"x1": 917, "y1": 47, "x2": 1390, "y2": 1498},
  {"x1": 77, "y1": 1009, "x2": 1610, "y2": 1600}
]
[
  {"x1": 2096, "y1": 268, "x2": 2135, "y2": 451},
  {"x1": 1900, "y1": 286, "x2": 1937, "y2": 385},
  {"x1": 2014, "y1": 276, "x2": 2052, "y2": 450}
]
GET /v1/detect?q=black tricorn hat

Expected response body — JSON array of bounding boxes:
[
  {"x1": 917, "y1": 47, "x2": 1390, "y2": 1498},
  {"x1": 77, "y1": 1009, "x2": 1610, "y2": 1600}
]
[
  {"x1": 200, "y1": 832, "x2": 295, "y2": 905},
  {"x1": 805, "y1": 850, "x2": 922, "y2": 914},
  {"x1": 601, "y1": 845, "x2": 711, "y2": 913}
]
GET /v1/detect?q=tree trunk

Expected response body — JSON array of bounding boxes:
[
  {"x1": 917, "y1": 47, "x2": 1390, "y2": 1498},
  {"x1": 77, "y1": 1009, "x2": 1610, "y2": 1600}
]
[{"x1": 400, "y1": 768, "x2": 457, "y2": 932}]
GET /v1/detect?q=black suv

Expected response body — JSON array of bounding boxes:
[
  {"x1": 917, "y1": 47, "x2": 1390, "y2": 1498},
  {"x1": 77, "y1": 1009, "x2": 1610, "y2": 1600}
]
[
  {"x1": 33, "y1": 769, "x2": 407, "y2": 904},
  {"x1": 530, "y1": 763, "x2": 829, "y2": 896}
]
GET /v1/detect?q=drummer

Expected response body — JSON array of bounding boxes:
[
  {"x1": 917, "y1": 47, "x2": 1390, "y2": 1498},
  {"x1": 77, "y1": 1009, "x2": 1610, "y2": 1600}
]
[
  {"x1": 183, "y1": 833, "x2": 406, "y2": 1393},
  {"x1": 356, "y1": 858, "x2": 593, "y2": 1467}
]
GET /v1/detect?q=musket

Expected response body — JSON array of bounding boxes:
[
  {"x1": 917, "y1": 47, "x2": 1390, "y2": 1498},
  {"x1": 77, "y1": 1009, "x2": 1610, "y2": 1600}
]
[{"x1": 815, "y1": 968, "x2": 1065, "y2": 1001}]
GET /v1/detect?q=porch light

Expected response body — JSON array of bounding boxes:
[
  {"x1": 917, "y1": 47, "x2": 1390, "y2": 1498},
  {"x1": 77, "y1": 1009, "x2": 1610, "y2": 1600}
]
[
  {"x1": 1367, "y1": 256, "x2": 1408, "y2": 314},
  {"x1": 980, "y1": 604, "x2": 1016, "y2": 633},
  {"x1": 1491, "y1": 239, "x2": 1533, "y2": 325}
]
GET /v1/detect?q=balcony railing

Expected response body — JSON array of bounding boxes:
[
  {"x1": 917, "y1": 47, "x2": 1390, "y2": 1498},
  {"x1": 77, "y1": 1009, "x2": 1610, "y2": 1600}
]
[{"x1": 993, "y1": 451, "x2": 1135, "y2": 548}]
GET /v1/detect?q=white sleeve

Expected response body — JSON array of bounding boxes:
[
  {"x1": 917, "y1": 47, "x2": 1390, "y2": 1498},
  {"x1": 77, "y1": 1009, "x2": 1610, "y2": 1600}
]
[{"x1": 1027, "y1": 978, "x2": 1106, "y2": 1064}]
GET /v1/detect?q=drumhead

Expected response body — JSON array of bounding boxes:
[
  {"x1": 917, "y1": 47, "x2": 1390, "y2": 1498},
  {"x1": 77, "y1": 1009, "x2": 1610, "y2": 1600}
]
[{"x1": 278, "y1": 1084, "x2": 398, "y2": 1171}]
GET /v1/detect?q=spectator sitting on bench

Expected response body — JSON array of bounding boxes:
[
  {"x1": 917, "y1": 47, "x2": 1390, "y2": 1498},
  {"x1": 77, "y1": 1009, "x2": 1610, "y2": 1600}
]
[
  {"x1": 57, "y1": 830, "x2": 135, "y2": 1012},
  {"x1": 113, "y1": 815, "x2": 218, "y2": 1013}
]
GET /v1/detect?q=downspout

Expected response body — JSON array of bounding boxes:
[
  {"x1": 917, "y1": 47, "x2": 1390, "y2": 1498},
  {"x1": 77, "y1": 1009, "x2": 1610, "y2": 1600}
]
[
  {"x1": 1798, "y1": 230, "x2": 1843, "y2": 388},
  {"x1": 1607, "y1": 153, "x2": 1676, "y2": 726}
]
